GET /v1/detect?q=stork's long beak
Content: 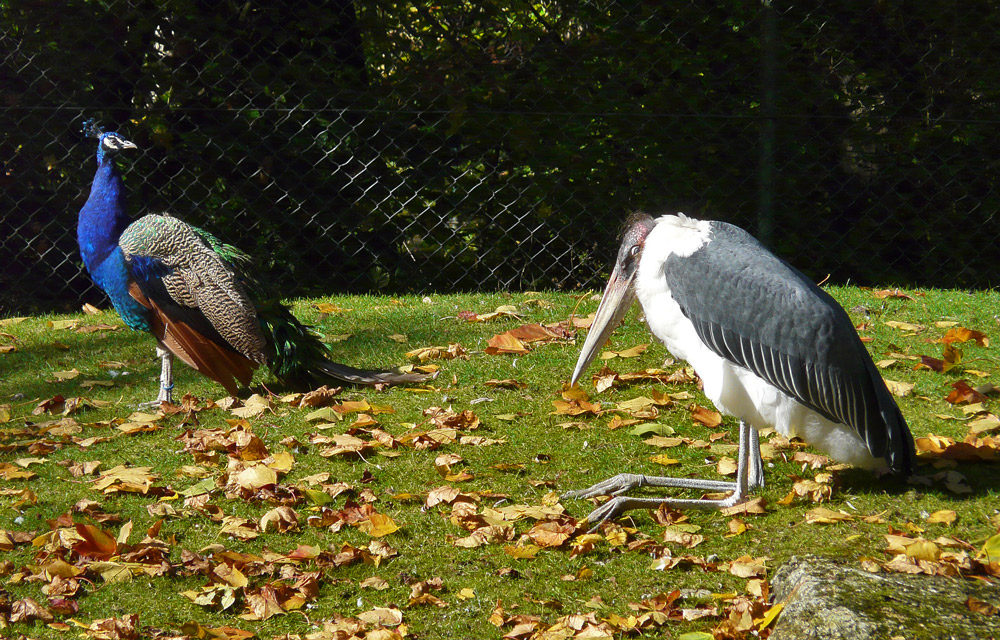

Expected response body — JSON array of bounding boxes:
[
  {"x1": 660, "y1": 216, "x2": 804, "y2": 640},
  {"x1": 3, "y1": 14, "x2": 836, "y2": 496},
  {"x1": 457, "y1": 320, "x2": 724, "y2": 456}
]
[{"x1": 571, "y1": 263, "x2": 637, "y2": 386}]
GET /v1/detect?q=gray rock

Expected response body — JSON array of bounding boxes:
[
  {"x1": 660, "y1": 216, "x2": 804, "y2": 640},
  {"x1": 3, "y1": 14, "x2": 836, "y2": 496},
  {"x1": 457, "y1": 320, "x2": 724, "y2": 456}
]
[{"x1": 770, "y1": 555, "x2": 1000, "y2": 640}]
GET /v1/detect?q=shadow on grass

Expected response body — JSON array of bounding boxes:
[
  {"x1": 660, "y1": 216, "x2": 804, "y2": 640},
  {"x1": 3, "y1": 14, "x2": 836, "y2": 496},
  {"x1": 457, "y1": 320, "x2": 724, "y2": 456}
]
[{"x1": 836, "y1": 462, "x2": 1000, "y2": 502}]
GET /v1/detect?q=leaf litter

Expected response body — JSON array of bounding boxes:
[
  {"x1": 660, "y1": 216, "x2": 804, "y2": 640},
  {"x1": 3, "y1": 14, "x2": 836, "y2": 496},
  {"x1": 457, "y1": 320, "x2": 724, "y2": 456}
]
[{"x1": 4, "y1": 292, "x2": 1000, "y2": 639}]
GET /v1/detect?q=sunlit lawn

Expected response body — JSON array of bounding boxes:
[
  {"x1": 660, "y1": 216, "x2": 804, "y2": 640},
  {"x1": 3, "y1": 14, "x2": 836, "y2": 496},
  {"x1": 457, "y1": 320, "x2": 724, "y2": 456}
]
[{"x1": 1, "y1": 287, "x2": 999, "y2": 639}]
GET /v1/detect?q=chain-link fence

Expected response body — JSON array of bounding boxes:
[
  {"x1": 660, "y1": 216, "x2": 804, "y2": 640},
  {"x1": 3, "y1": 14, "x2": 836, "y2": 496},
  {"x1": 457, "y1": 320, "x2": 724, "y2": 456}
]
[{"x1": 3, "y1": 2, "x2": 999, "y2": 316}]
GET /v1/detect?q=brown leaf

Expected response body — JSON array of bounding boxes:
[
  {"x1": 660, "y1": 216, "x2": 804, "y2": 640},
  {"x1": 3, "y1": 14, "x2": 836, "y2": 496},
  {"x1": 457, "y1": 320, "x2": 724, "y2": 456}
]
[
  {"x1": 719, "y1": 496, "x2": 766, "y2": 516},
  {"x1": 10, "y1": 598, "x2": 54, "y2": 624},
  {"x1": 81, "y1": 614, "x2": 140, "y2": 640},
  {"x1": 361, "y1": 575, "x2": 391, "y2": 590},
  {"x1": 967, "y1": 596, "x2": 999, "y2": 616},
  {"x1": 73, "y1": 524, "x2": 118, "y2": 560},
  {"x1": 260, "y1": 506, "x2": 299, "y2": 533},
  {"x1": 485, "y1": 379, "x2": 528, "y2": 390},
  {"x1": 485, "y1": 332, "x2": 530, "y2": 355},
  {"x1": 600, "y1": 343, "x2": 649, "y2": 360},
  {"x1": 871, "y1": 288, "x2": 916, "y2": 300},
  {"x1": 946, "y1": 380, "x2": 987, "y2": 405},
  {"x1": 689, "y1": 405, "x2": 722, "y2": 428},
  {"x1": 551, "y1": 387, "x2": 602, "y2": 416},
  {"x1": 526, "y1": 521, "x2": 575, "y2": 548}
]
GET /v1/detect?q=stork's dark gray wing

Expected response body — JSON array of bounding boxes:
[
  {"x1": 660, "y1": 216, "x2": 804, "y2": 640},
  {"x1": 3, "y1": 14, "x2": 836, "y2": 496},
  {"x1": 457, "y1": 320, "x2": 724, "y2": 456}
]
[{"x1": 663, "y1": 222, "x2": 914, "y2": 473}]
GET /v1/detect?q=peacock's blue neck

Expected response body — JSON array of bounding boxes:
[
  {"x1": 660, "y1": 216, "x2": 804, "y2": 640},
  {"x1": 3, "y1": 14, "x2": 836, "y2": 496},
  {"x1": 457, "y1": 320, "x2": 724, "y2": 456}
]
[
  {"x1": 77, "y1": 154, "x2": 151, "y2": 332},
  {"x1": 78, "y1": 158, "x2": 129, "y2": 271}
]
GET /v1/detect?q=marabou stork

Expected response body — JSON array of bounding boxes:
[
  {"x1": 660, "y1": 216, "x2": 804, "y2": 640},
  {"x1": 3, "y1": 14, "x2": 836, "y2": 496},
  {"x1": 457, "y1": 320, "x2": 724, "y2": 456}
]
[{"x1": 565, "y1": 212, "x2": 915, "y2": 526}]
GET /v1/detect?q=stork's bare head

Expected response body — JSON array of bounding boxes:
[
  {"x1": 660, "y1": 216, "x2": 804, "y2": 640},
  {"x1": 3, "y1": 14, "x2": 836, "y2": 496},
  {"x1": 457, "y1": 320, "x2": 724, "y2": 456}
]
[{"x1": 571, "y1": 213, "x2": 657, "y2": 386}]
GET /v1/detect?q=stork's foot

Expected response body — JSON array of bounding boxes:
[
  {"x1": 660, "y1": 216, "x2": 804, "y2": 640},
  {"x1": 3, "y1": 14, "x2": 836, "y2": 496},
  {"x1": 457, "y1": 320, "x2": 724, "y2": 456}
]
[
  {"x1": 562, "y1": 473, "x2": 651, "y2": 500},
  {"x1": 562, "y1": 472, "x2": 739, "y2": 502},
  {"x1": 578, "y1": 491, "x2": 750, "y2": 532}
]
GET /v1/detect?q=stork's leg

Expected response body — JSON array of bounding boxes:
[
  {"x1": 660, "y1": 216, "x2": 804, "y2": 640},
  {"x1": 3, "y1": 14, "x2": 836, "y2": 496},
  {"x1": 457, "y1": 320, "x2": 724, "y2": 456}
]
[
  {"x1": 139, "y1": 345, "x2": 174, "y2": 409},
  {"x1": 565, "y1": 421, "x2": 762, "y2": 529},
  {"x1": 748, "y1": 427, "x2": 765, "y2": 490}
]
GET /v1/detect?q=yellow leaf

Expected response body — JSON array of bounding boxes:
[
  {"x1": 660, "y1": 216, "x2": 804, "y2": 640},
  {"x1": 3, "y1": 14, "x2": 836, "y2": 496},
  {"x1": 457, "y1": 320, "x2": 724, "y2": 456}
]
[
  {"x1": 235, "y1": 465, "x2": 277, "y2": 490},
  {"x1": 905, "y1": 540, "x2": 941, "y2": 561},
  {"x1": 925, "y1": 510, "x2": 957, "y2": 525},
  {"x1": 650, "y1": 455, "x2": 680, "y2": 466},
  {"x1": 504, "y1": 544, "x2": 540, "y2": 559},
  {"x1": 456, "y1": 588, "x2": 475, "y2": 600},
  {"x1": 978, "y1": 533, "x2": 1000, "y2": 561},
  {"x1": 755, "y1": 602, "x2": 784, "y2": 630},
  {"x1": 53, "y1": 368, "x2": 80, "y2": 381},
  {"x1": 884, "y1": 320, "x2": 925, "y2": 333},
  {"x1": 360, "y1": 513, "x2": 400, "y2": 537},
  {"x1": 313, "y1": 303, "x2": 353, "y2": 313},
  {"x1": 803, "y1": 507, "x2": 853, "y2": 524}
]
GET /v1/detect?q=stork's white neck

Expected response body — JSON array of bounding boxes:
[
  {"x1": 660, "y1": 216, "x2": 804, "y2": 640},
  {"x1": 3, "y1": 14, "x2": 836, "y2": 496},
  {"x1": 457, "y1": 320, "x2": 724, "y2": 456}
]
[{"x1": 633, "y1": 213, "x2": 712, "y2": 363}]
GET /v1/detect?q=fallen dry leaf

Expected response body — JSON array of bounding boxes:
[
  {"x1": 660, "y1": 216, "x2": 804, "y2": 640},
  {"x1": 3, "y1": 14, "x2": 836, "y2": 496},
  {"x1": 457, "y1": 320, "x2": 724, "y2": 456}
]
[
  {"x1": 940, "y1": 327, "x2": 989, "y2": 347},
  {"x1": 871, "y1": 288, "x2": 916, "y2": 300},
  {"x1": 690, "y1": 405, "x2": 722, "y2": 428}
]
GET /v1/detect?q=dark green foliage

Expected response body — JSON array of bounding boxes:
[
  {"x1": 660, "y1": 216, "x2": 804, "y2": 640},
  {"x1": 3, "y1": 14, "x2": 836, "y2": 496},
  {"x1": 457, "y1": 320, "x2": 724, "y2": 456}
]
[{"x1": 3, "y1": 2, "x2": 1000, "y2": 315}]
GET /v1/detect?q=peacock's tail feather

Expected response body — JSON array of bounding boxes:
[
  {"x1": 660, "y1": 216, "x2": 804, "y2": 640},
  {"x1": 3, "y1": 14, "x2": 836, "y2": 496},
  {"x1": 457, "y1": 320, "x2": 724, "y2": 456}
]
[{"x1": 256, "y1": 300, "x2": 430, "y2": 387}]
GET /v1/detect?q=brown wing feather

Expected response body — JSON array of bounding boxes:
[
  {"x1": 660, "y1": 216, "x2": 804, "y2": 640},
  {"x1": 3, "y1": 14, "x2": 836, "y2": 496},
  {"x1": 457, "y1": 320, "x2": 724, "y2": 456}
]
[{"x1": 129, "y1": 282, "x2": 257, "y2": 395}]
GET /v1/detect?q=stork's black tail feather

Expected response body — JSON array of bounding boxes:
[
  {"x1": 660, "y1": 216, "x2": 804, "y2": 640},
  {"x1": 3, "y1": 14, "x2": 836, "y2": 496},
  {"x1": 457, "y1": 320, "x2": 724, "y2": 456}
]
[
  {"x1": 256, "y1": 299, "x2": 432, "y2": 389},
  {"x1": 865, "y1": 354, "x2": 917, "y2": 475}
]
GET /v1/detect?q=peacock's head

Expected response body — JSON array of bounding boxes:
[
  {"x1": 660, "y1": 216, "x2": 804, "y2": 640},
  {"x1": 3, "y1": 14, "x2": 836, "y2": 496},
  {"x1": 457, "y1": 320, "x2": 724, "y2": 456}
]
[
  {"x1": 84, "y1": 119, "x2": 137, "y2": 163},
  {"x1": 96, "y1": 132, "x2": 137, "y2": 163}
]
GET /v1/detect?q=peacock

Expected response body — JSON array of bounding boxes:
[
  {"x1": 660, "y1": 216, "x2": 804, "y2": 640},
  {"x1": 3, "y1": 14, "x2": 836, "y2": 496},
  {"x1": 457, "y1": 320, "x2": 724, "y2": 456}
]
[{"x1": 76, "y1": 122, "x2": 430, "y2": 405}]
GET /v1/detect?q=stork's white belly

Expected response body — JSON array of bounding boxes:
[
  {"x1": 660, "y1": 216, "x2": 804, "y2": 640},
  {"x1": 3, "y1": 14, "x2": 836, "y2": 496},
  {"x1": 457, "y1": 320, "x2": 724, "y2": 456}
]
[{"x1": 637, "y1": 288, "x2": 882, "y2": 469}]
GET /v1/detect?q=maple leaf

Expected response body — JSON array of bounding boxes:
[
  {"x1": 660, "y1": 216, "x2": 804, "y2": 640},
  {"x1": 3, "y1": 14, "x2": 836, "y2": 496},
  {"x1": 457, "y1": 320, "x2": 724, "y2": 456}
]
[{"x1": 73, "y1": 524, "x2": 118, "y2": 560}]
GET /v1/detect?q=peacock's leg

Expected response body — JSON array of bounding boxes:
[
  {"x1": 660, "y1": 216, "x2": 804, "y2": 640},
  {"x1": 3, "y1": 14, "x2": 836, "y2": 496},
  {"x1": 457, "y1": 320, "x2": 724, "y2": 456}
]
[
  {"x1": 156, "y1": 344, "x2": 174, "y2": 403},
  {"x1": 139, "y1": 345, "x2": 174, "y2": 409}
]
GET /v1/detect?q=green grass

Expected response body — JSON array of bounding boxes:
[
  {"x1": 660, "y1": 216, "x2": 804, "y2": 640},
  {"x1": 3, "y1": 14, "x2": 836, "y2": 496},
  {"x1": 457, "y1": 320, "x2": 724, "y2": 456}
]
[{"x1": 1, "y1": 287, "x2": 999, "y2": 639}]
